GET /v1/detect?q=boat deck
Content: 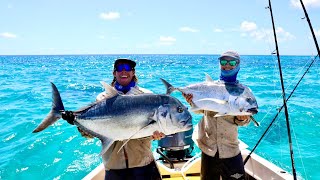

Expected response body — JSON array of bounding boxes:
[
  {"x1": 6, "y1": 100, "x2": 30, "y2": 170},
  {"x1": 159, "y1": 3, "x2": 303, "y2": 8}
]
[{"x1": 83, "y1": 141, "x2": 293, "y2": 180}]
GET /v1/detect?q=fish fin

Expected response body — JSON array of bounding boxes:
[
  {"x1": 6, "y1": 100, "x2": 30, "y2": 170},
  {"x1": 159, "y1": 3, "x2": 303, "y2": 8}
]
[
  {"x1": 204, "y1": 73, "x2": 214, "y2": 82},
  {"x1": 214, "y1": 113, "x2": 225, "y2": 117},
  {"x1": 117, "y1": 120, "x2": 157, "y2": 153},
  {"x1": 117, "y1": 140, "x2": 130, "y2": 154},
  {"x1": 101, "y1": 143, "x2": 115, "y2": 160},
  {"x1": 195, "y1": 98, "x2": 227, "y2": 105},
  {"x1": 190, "y1": 106, "x2": 202, "y2": 112},
  {"x1": 33, "y1": 82, "x2": 65, "y2": 133},
  {"x1": 100, "y1": 81, "x2": 118, "y2": 97},
  {"x1": 100, "y1": 137, "x2": 115, "y2": 156},
  {"x1": 160, "y1": 78, "x2": 176, "y2": 95},
  {"x1": 128, "y1": 87, "x2": 144, "y2": 95}
]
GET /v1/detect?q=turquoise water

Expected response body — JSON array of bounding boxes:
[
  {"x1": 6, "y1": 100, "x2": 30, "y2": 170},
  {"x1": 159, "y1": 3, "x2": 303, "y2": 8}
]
[{"x1": 0, "y1": 54, "x2": 319, "y2": 180}]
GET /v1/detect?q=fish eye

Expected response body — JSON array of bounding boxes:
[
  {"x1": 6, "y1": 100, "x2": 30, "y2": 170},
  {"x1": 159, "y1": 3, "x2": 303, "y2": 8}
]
[{"x1": 177, "y1": 106, "x2": 184, "y2": 113}]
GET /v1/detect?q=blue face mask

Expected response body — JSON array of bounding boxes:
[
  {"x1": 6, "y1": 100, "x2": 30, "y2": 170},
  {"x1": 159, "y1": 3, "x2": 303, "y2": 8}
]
[
  {"x1": 115, "y1": 81, "x2": 136, "y2": 94},
  {"x1": 220, "y1": 65, "x2": 240, "y2": 83}
]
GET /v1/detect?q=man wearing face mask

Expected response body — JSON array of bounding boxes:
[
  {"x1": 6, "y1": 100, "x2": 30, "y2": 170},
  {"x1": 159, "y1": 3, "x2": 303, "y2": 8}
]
[{"x1": 183, "y1": 50, "x2": 257, "y2": 180}]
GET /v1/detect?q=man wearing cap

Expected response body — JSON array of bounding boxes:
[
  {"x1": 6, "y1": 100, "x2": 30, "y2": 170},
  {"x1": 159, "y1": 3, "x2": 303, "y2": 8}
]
[
  {"x1": 183, "y1": 50, "x2": 257, "y2": 180},
  {"x1": 78, "y1": 58, "x2": 164, "y2": 179}
]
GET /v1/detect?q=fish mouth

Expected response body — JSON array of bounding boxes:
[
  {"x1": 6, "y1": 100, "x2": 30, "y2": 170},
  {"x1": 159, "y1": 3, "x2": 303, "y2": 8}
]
[
  {"x1": 247, "y1": 108, "x2": 258, "y2": 115},
  {"x1": 183, "y1": 116, "x2": 193, "y2": 129}
]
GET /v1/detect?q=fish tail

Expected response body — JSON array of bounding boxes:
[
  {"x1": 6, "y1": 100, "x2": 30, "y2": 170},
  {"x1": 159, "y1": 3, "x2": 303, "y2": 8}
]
[
  {"x1": 32, "y1": 82, "x2": 65, "y2": 133},
  {"x1": 160, "y1": 78, "x2": 176, "y2": 95}
]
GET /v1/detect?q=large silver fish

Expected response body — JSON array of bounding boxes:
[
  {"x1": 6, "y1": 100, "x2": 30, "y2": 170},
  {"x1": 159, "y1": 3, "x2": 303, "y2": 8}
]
[
  {"x1": 32, "y1": 82, "x2": 193, "y2": 155},
  {"x1": 161, "y1": 73, "x2": 258, "y2": 116}
]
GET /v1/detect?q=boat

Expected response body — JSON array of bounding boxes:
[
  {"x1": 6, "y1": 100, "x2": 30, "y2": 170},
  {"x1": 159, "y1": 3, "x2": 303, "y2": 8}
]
[
  {"x1": 82, "y1": 130, "x2": 293, "y2": 180},
  {"x1": 82, "y1": 142, "x2": 294, "y2": 180},
  {"x1": 83, "y1": 0, "x2": 320, "y2": 179}
]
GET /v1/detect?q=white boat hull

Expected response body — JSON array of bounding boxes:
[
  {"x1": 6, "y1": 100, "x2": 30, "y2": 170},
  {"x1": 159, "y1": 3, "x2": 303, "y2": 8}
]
[{"x1": 82, "y1": 141, "x2": 293, "y2": 180}]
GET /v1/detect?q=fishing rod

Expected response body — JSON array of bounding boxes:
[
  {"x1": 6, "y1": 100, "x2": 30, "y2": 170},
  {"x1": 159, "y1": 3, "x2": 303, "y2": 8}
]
[
  {"x1": 267, "y1": 0, "x2": 296, "y2": 178},
  {"x1": 299, "y1": 0, "x2": 320, "y2": 60},
  {"x1": 243, "y1": 53, "x2": 318, "y2": 165},
  {"x1": 245, "y1": 0, "x2": 320, "y2": 178},
  {"x1": 247, "y1": 0, "x2": 299, "y2": 178}
]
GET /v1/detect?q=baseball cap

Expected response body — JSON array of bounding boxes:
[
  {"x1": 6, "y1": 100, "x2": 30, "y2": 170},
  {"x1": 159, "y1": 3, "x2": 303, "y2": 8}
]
[
  {"x1": 114, "y1": 58, "x2": 136, "y2": 69},
  {"x1": 218, "y1": 50, "x2": 240, "y2": 60}
]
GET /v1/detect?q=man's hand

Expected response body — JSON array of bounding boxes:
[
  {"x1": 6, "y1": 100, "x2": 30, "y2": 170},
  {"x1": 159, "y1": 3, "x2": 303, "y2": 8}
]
[
  {"x1": 61, "y1": 111, "x2": 75, "y2": 125},
  {"x1": 234, "y1": 115, "x2": 251, "y2": 125},
  {"x1": 182, "y1": 93, "x2": 193, "y2": 105},
  {"x1": 236, "y1": 115, "x2": 250, "y2": 121},
  {"x1": 152, "y1": 131, "x2": 165, "y2": 140}
]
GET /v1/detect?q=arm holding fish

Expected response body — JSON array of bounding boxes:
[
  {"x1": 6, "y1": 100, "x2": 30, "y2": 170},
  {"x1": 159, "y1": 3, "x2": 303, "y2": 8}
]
[
  {"x1": 76, "y1": 86, "x2": 165, "y2": 140},
  {"x1": 61, "y1": 111, "x2": 95, "y2": 138},
  {"x1": 71, "y1": 91, "x2": 111, "y2": 139},
  {"x1": 234, "y1": 86, "x2": 259, "y2": 126},
  {"x1": 61, "y1": 110, "x2": 75, "y2": 125},
  {"x1": 182, "y1": 92, "x2": 252, "y2": 126},
  {"x1": 233, "y1": 115, "x2": 251, "y2": 126},
  {"x1": 130, "y1": 86, "x2": 166, "y2": 140},
  {"x1": 152, "y1": 130, "x2": 166, "y2": 140},
  {"x1": 62, "y1": 111, "x2": 95, "y2": 138},
  {"x1": 182, "y1": 93, "x2": 204, "y2": 114}
]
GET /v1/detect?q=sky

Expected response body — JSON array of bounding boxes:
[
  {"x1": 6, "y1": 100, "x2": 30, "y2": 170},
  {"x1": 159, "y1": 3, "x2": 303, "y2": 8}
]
[{"x1": 0, "y1": 0, "x2": 320, "y2": 55}]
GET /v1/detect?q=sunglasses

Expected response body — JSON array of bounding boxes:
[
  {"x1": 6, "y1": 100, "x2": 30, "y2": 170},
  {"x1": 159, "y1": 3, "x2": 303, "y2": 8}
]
[
  {"x1": 220, "y1": 59, "x2": 238, "y2": 66},
  {"x1": 115, "y1": 64, "x2": 133, "y2": 72}
]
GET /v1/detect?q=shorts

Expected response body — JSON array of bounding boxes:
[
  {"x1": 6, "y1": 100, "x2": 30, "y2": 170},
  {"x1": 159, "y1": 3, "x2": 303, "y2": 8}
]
[
  {"x1": 201, "y1": 152, "x2": 245, "y2": 180},
  {"x1": 104, "y1": 161, "x2": 161, "y2": 180}
]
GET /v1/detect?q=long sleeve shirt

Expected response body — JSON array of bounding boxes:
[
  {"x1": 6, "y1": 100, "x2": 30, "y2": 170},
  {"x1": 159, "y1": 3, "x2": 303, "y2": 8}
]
[
  {"x1": 192, "y1": 81, "x2": 253, "y2": 159},
  {"x1": 97, "y1": 86, "x2": 155, "y2": 170}
]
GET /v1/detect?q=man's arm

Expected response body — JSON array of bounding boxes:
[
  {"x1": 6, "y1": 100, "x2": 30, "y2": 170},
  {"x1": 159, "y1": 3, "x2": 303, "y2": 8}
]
[
  {"x1": 77, "y1": 92, "x2": 110, "y2": 139},
  {"x1": 234, "y1": 115, "x2": 251, "y2": 126}
]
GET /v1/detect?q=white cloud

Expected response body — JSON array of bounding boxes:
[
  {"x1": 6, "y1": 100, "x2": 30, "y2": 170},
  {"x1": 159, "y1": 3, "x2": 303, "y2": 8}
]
[
  {"x1": 275, "y1": 27, "x2": 296, "y2": 41},
  {"x1": 0, "y1": 32, "x2": 17, "y2": 38},
  {"x1": 179, "y1": 27, "x2": 199, "y2": 33},
  {"x1": 159, "y1": 36, "x2": 176, "y2": 45},
  {"x1": 291, "y1": 0, "x2": 320, "y2": 8},
  {"x1": 213, "y1": 28, "x2": 223, "y2": 32},
  {"x1": 240, "y1": 21, "x2": 257, "y2": 32},
  {"x1": 239, "y1": 20, "x2": 295, "y2": 42},
  {"x1": 100, "y1": 12, "x2": 120, "y2": 20},
  {"x1": 247, "y1": 27, "x2": 295, "y2": 42}
]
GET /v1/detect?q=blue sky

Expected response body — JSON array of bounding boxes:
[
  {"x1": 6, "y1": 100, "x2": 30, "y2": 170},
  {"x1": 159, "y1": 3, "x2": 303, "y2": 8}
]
[{"x1": 0, "y1": 0, "x2": 319, "y2": 55}]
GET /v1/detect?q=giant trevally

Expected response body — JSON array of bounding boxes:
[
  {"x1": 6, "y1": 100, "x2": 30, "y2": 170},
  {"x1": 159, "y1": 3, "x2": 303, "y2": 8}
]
[
  {"x1": 160, "y1": 73, "x2": 258, "y2": 117},
  {"x1": 32, "y1": 82, "x2": 193, "y2": 155}
]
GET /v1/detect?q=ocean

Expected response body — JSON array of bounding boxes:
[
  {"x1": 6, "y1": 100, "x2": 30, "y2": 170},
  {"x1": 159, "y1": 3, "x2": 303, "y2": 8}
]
[{"x1": 0, "y1": 54, "x2": 319, "y2": 180}]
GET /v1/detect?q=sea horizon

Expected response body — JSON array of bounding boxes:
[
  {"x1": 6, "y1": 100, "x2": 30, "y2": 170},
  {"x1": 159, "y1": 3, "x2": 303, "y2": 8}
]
[{"x1": 0, "y1": 53, "x2": 318, "y2": 57}]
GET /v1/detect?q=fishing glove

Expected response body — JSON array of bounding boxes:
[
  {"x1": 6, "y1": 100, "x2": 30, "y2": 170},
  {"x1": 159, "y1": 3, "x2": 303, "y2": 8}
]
[
  {"x1": 61, "y1": 111, "x2": 75, "y2": 125},
  {"x1": 77, "y1": 127, "x2": 94, "y2": 139}
]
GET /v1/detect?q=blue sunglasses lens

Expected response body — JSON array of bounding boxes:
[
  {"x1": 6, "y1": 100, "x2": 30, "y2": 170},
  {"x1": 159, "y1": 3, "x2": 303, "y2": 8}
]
[{"x1": 116, "y1": 64, "x2": 132, "y2": 72}]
